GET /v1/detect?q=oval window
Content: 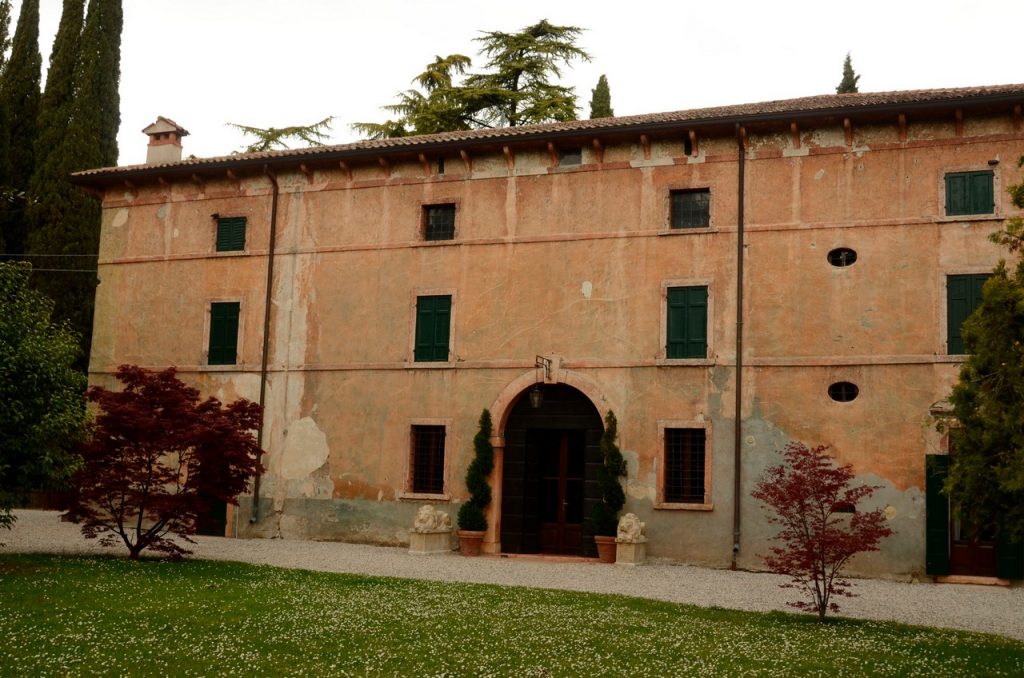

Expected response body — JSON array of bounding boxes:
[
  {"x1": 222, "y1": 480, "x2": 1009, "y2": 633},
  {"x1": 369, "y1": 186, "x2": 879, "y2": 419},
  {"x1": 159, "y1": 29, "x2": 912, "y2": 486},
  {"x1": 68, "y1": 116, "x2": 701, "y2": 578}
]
[
  {"x1": 827, "y1": 248, "x2": 857, "y2": 267},
  {"x1": 828, "y1": 381, "x2": 859, "y2": 402}
]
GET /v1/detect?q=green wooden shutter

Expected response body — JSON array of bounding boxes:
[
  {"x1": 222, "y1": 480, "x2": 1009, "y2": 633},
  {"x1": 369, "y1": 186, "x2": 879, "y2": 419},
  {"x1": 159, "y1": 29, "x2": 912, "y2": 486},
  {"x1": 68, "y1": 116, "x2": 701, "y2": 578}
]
[
  {"x1": 945, "y1": 171, "x2": 994, "y2": 216},
  {"x1": 996, "y1": 521, "x2": 1024, "y2": 580},
  {"x1": 969, "y1": 171, "x2": 994, "y2": 215},
  {"x1": 414, "y1": 295, "x2": 451, "y2": 362},
  {"x1": 667, "y1": 286, "x2": 707, "y2": 359},
  {"x1": 947, "y1": 274, "x2": 989, "y2": 354},
  {"x1": 208, "y1": 302, "x2": 240, "y2": 365},
  {"x1": 925, "y1": 454, "x2": 950, "y2": 576},
  {"x1": 945, "y1": 173, "x2": 966, "y2": 215},
  {"x1": 216, "y1": 217, "x2": 246, "y2": 252}
]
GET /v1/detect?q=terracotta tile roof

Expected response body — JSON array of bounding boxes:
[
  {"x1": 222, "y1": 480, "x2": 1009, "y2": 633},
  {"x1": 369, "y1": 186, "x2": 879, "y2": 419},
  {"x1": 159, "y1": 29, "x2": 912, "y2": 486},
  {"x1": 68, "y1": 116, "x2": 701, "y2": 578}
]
[{"x1": 73, "y1": 83, "x2": 1024, "y2": 180}]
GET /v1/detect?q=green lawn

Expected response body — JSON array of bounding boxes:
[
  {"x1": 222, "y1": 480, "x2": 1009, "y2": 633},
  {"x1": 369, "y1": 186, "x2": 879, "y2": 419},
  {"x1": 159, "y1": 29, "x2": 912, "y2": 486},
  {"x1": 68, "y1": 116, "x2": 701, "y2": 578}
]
[{"x1": 1, "y1": 555, "x2": 1021, "y2": 677}]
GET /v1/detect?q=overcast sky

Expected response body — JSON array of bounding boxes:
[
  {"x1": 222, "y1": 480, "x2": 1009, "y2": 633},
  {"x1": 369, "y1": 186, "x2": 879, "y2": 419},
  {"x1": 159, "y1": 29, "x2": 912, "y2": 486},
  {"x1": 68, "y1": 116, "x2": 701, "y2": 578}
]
[{"x1": 16, "y1": 0, "x2": 1024, "y2": 166}]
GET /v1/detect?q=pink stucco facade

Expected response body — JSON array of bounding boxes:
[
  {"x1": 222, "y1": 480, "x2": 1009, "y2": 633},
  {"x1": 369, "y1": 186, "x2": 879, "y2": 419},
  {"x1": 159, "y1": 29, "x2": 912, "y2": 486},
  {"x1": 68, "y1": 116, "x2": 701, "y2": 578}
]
[{"x1": 78, "y1": 86, "x2": 1024, "y2": 577}]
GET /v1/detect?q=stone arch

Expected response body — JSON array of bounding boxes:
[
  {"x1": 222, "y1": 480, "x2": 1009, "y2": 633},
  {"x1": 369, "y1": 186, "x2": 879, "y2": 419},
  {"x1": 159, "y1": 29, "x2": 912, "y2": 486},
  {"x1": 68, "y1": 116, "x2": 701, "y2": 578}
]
[{"x1": 483, "y1": 367, "x2": 613, "y2": 556}]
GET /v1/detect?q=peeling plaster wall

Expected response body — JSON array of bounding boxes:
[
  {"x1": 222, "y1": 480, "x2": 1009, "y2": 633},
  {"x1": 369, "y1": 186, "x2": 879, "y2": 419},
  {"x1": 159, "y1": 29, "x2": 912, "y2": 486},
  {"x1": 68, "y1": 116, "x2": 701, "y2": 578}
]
[{"x1": 91, "y1": 110, "x2": 1024, "y2": 577}]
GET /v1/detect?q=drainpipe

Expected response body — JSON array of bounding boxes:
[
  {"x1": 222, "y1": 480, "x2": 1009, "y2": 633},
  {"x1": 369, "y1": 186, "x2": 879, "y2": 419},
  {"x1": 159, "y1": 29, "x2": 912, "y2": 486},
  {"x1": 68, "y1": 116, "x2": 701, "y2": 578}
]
[
  {"x1": 731, "y1": 125, "x2": 746, "y2": 570},
  {"x1": 251, "y1": 165, "x2": 279, "y2": 523}
]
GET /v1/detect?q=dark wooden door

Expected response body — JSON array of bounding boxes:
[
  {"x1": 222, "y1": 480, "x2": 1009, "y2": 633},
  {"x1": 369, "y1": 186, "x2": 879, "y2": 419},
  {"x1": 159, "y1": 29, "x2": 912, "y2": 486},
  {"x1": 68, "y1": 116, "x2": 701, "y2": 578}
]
[
  {"x1": 536, "y1": 430, "x2": 585, "y2": 555},
  {"x1": 950, "y1": 512, "x2": 998, "y2": 577}
]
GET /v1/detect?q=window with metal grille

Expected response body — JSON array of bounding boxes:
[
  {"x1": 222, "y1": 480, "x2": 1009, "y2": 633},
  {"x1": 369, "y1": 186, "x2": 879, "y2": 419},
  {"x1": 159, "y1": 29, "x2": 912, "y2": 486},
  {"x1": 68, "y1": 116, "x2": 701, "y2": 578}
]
[
  {"x1": 828, "y1": 381, "x2": 859, "y2": 402},
  {"x1": 670, "y1": 189, "x2": 711, "y2": 229},
  {"x1": 414, "y1": 295, "x2": 452, "y2": 362},
  {"x1": 664, "y1": 428, "x2": 706, "y2": 503},
  {"x1": 558, "y1": 147, "x2": 582, "y2": 165},
  {"x1": 945, "y1": 170, "x2": 994, "y2": 216},
  {"x1": 411, "y1": 425, "x2": 446, "y2": 494},
  {"x1": 666, "y1": 286, "x2": 708, "y2": 359},
  {"x1": 216, "y1": 217, "x2": 246, "y2": 252},
  {"x1": 947, "y1": 273, "x2": 989, "y2": 354},
  {"x1": 423, "y1": 204, "x2": 456, "y2": 241},
  {"x1": 208, "y1": 302, "x2": 240, "y2": 365}
]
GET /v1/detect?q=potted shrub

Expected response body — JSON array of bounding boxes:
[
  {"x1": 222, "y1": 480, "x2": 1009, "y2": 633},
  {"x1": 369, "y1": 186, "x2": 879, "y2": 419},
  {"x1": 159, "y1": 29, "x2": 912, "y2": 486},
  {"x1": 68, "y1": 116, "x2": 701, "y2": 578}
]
[
  {"x1": 456, "y1": 409, "x2": 494, "y2": 556},
  {"x1": 591, "y1": 410, "x2": 626, "y2": 563}
]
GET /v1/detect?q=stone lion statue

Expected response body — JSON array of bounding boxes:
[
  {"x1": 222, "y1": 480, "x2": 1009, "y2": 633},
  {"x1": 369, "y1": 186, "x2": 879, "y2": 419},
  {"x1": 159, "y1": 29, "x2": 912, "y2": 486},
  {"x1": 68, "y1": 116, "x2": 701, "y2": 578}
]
[
  {"x1": 412, "y1": 505, "x2": 452, "y2": 533},
  {"x1": 616, "y1": 513, "x2": 646, "y2": 543}
]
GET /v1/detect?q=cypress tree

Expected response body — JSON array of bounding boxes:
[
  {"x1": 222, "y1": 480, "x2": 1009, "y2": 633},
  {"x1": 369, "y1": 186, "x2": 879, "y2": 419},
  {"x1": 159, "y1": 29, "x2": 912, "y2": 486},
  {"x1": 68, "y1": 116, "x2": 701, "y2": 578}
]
[
  {"x1": 836, "y1": 52, "x2": 860, "y2": 94},
  {"x1": 26, "y1": 0, "x2": 84, "y2": 269},
  {"x1": 0, "y1": 1, "x2": 11, "y2": 72},
  {"x1": 30, "y1": 0, "x2": 121, "y2": 363},
  {"x1": 0, "y1": 0, "x2": 42, "y2": 256},
  {"x1": 0, "y1": 0, "x2": 11, "y2": 254},
  {"x1": 588, "y1": 74, "x2": 613, "y2": 119}
]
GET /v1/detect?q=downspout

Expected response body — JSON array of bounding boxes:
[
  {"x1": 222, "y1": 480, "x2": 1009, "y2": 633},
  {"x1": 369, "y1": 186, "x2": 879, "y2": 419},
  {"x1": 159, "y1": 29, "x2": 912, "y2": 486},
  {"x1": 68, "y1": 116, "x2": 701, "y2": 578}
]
[
  {"x1": 251, "y1": 165, "x2": 279, "y2": 523},
  {"x1": 731, "y1": 125, "x2": 746, "y2": 570}
]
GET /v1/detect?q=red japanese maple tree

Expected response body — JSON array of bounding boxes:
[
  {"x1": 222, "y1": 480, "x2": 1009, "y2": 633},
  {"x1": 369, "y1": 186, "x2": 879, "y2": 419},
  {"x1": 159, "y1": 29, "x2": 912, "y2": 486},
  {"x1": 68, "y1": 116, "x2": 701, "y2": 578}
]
[
  {"x1": 64, "y1": 365, "x2": 262, "y2": 559},
  {"x1": 751, "y1": 442, "x2": 893, "y2": 620}
]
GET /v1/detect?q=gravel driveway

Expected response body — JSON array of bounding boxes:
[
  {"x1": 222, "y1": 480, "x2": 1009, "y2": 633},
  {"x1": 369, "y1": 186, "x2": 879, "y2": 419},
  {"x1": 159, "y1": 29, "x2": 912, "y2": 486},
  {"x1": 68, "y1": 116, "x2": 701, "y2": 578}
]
[{"x1": 5, "y1": 510, "x2": 1023, "y2": 642}]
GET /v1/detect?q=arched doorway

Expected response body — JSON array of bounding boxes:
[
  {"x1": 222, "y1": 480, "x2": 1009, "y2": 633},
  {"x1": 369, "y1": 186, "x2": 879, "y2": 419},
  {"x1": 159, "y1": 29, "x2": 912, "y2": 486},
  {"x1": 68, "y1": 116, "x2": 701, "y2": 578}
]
[{"x1": 501, "y1": 384, "x2": 604, "y2": 557}]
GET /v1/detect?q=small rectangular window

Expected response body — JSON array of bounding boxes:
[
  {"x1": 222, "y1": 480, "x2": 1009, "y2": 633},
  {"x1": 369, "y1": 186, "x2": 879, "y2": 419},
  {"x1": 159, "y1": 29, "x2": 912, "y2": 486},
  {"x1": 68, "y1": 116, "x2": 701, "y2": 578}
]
[
  {"x1": 670, "y1": 189, "x2": 711, "y2": 229},
  {"x1": 664, "y1": 428, "x2": 706, "y2": 503},
  {"x1": 216, "y1": 217, "x2": 246, "y2": 252},
  {"x1": 437, "y1": 157, "x2": 445, "y2": 175},
  {"x1": 945, "y1": 171, "x2": 994, "y2": 216},
  {"x1": 414, "y1": 295, "x2": 452, "y2": 362},
  {"x1": 947, "y1": 274, "x2": 989, "y2": 354},
  {"x1": 423, "y1": 204, "x2": 456, "y2": 241},
  {"x1": 208, "y1": 302, "x2": 240, "y2": 365},
  {"x1": 411, "y1": 425, "x2": 446, "y2": 494},
  {"x1": 666, "y1": 286, "x2": 708, "y2": 359},
  {"x1": 558, "y1": 147, "x2": 582, "y2": 165}
]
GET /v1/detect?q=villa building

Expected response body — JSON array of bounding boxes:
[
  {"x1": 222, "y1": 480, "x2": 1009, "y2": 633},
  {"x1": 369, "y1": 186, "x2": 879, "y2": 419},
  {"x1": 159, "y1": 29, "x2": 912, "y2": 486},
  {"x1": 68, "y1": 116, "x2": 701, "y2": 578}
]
[{"x1": 73, "y1": 85, "x2": 1024, "y2": 579}]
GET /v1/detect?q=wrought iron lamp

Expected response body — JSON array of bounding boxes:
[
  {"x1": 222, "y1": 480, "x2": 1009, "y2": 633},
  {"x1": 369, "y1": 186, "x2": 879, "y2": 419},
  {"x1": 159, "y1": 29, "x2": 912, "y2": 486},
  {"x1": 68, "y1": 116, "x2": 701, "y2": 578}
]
[{"x1": 530, "y1": 355, "x2": 552, "y2": 408}]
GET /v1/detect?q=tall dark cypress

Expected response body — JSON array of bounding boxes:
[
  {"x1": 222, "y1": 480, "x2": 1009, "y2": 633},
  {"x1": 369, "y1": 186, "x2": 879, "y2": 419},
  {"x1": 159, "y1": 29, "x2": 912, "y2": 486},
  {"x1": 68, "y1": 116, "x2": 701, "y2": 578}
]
[
  {"x1": 0, "y1": 0, "x2": 12, "y2": 254},
  {"x1": 588, "y1": 74, "x2": 613, "y2": 119},
  {"x1": 26, "y1": 0, "x2": 85, "y2": 265},
  {"x1": 0, "y1": 0, "x2": 42, "y2": 256},
  {"x1": 31, "y1": 0, "x2": 121, "y2": 363},
  {"x1": 836, "y1": 53, "x2": 860, "y2": 94},
  {"x1": 0, "y1": 1, "x2": 11, "y2": 72}
]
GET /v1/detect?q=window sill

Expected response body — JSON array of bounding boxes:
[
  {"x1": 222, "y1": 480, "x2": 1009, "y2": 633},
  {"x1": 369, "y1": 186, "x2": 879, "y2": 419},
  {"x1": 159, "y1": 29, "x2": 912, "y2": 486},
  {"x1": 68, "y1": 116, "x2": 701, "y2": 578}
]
[
  {"x1": 405, "y1": 361, "x2": 455, "y2": 369},
  {"x1": 935, "y1": 354, "x2": 967, "y2": 363},
  {"x1": 658, "y1": 227, "x2": 716, "y2": 236},
  {"x1": 399, "y1": 492, "x2": 451, "y2": 502},
  {"x1": 935, "y1": 214, "x2": 1002, "y2": 224},
  {"x1": 655, "y1": 502, "x2": 713, "y2": 511},
  {"x1": 655, "y1": 358, "x2": 715, "y2": 367},
  {"x1": 413, "y1": 240, "x2": 458, "y2": 248},
  {"x1": 199, "y1": 363, "x2": 247, "y2": 371},
  {"x1": 213, "y1": 249, "x2": 248, "y2": 256}
]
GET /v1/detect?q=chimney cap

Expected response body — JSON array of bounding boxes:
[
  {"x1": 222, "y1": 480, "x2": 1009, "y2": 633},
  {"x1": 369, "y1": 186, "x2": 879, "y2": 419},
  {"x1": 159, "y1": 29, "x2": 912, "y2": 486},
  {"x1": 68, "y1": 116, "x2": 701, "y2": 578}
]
[{"x1": 142, "y1": 116, "x2": 190, "y2": 138}]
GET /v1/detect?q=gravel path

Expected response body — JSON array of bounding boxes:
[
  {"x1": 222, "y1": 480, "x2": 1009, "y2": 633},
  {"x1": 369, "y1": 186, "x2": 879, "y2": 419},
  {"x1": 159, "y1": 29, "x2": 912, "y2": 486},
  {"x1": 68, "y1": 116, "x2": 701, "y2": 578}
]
[{"x1": 5, "y1": 510, "x2": 1023, "y2": 641}]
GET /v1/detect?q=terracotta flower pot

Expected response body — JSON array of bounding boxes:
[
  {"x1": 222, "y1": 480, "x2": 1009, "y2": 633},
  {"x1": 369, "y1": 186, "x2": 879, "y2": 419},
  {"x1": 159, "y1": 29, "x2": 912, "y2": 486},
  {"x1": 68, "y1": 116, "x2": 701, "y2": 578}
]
[
  {"x1": 594, "y1": 535, "x2": 617, "y2": 563},
  {"x1": 457, "y1": 529, "x2": 485, "y2": 556}
]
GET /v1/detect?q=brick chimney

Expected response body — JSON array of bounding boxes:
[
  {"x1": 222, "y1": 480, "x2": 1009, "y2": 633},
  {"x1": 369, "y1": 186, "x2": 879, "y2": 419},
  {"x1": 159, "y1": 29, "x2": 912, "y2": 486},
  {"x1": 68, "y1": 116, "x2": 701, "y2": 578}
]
[{"x1": 142, "y1": 117, "x2": 189, "y2": 164}]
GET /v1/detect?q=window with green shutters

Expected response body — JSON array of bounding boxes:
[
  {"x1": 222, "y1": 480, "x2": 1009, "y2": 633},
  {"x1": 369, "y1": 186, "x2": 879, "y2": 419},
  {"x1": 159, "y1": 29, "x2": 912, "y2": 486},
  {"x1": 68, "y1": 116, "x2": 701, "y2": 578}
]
[
  {"x1": 945, "y1": 171, "x2": 994, "y2": 216},
  {"x1": 666, "y1": 286, "x2": 708, "y2": 359},
  {"x1": 947, "y1": 273, "x2": 989, "y2": 354},
  {"x1": 216, "y1": 217, "x2": 247, "y2": 252},
  {"x1": 208, "y1": 302, "x2": 240, "y2": 365},
  {"x1": 414, "y1": 295, "x2": 452, "y2": 362}
]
